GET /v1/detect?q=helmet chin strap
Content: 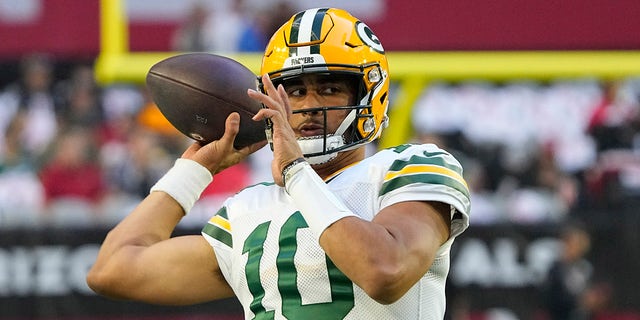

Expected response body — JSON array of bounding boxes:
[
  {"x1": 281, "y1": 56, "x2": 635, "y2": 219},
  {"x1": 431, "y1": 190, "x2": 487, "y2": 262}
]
[{"x1": 298, "y1": 109, "x2": 357, "y2": 165}]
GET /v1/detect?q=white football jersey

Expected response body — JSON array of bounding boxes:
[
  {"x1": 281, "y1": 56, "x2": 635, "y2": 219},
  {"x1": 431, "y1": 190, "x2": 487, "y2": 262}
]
[{"x1": 202, "y1": 143, "x2": 471, "y2": 320}]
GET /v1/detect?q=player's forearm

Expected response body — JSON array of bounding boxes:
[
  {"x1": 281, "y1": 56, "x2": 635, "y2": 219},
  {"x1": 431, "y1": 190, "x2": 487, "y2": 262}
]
[
  {"x1": 103, "y1": 191, "x2": 185, "y2": 247},
  {"x1": 87, "y1": 192, "x2": 184, "y2": 295},
  {"x1": 94, "y1": 156, "x2": 213, "y2": 253}
]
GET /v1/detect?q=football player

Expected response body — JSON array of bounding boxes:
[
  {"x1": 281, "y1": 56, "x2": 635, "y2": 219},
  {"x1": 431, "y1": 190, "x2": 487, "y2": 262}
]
[{"x1": 88, "y1": 8, "x2": 470, "y2": 320}]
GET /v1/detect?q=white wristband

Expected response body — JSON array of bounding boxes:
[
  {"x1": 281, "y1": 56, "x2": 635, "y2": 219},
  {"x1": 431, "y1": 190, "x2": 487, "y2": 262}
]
[
  {"x1": 285, "y1": 162, "x2": 356, "y2": 241},
  {"x1": 150, "y1": 158, "x2": 213, "y2": 215}
]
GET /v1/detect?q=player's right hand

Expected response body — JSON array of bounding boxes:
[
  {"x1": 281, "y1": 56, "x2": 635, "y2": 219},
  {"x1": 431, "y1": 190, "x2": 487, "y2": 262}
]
[{"x1": 182, "y1": 112, "x2": 267, "y2": 174}]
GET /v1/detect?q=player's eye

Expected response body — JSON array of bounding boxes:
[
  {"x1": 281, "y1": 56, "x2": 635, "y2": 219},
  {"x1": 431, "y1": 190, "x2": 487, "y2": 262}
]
[
  {"x1": 320, "y1": 86, "x2": 341, "y2": 95},
  {"x1": 287, "y1": 87, "x2": 306, "y2": 97}
]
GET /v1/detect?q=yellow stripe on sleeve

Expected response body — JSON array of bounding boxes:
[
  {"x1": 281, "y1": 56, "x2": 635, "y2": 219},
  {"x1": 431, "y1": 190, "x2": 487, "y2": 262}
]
[
  {"x1": 385, "y1": 164, "x2": 468, "y2": 189},
  {"x1": 208, "y1": 215, "x2": 231, "y2": 232}
]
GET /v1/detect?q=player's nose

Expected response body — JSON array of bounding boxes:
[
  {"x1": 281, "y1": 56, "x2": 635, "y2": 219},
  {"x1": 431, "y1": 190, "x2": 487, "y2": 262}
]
[{"x1": 299, "y1": 93, "x2": 323, "y2": 115}]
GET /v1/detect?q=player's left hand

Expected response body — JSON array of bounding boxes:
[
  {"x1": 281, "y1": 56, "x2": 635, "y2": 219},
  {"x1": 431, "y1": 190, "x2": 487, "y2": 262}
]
[{"x1": 248, "y1": 74, "x2": 304, "y2": 186}]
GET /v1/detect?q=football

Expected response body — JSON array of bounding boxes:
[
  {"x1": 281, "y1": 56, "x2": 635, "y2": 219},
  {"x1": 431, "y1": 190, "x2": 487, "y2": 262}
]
[{"x1": 146, "y1": 53, "x2": 266, "y2": 149}]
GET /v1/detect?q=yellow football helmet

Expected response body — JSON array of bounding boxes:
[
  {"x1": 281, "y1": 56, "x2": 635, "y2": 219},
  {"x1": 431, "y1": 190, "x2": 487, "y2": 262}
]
[{"x1": 261, "y1": 7, "x2": 390, "y2": 164}]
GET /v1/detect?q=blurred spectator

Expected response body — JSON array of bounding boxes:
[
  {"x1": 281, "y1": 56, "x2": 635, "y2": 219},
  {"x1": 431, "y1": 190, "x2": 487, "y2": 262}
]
[
  {"x1": 583, "y1": 80, "x2": 640, "y2": 209},
  {"x1": 583, "y1": 149, "x2": 640, "y2": 210},
  {"x1": 236, "y1": 1, "x2": 296, "y2": 53},
  {"x1": 99, "y1": 126, "x2": 173, "y2": 225},
  {"x1": 237, "y1": 8, "x2": 272, "y2": 52},
  {"x1": 502, "y1": 142, "x2": 578, "y2": 223},
  {"x1": 0, "y1": 53, "x2": 60, "y2": 163},
  {"x1": 587, "y1": 80, "x2": 640, "y2": 152},
  {"x1": 101, "y1": 126, "x2": 171, "y2": 201},
  {"x1": 171, "y1": 2, "x2": 210, "y2": 52},
  {"x1": 55, "y1": 64, "x2": 104, "y2": 130},
  {"x1": 171, "y1": 0, "x2": 295, "y2": 54},
  {"x1": 98, "y1": 85, "x2": 145, "y2": 145},
  {"x1": 540, "y1": 222, "x2": 610, "y2": 320},
  {"x1": 265, "y1": 1, "x2": 296, "y2": 37},
  {"x1": 202, "y1": 0, "x2": 247, "y2": 53},
  {"x1": 0, "y1": 112, "x2": 45, "y2": 228},
  {"x1": 39, "y1": 126, "x2": 104, "y2": 226},
  {"x1": 463, "y1": 158, "x2": 504, "y2": 225}
]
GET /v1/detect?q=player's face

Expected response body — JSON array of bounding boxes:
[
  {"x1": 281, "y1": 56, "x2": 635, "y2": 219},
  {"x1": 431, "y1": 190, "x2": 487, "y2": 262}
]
[{"x1": 281, "y1": 74, "x2": 355, "y2": 138}]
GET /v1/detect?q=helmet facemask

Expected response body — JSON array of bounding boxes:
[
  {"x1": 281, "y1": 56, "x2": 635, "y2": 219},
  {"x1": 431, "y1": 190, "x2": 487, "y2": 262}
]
[{"x1": 261, "y1": 65, "x2": 383, "y2": 165}]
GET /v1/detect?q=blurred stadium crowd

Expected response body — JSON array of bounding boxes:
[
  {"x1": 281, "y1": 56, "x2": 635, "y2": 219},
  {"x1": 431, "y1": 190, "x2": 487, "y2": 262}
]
[
  {"x1": 411, "y1": 77, "x2": 640, "y2": 225},
  {"x1": 0, "y1": 0, "x2": 639, "y2": 233},
  {"x1": 1, "y1": 50, "x2": 639, "y2": 230}
]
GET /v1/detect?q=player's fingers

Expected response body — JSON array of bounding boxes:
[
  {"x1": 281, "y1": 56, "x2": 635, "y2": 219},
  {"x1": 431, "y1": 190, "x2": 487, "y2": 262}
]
[
  {"x1": 277, "y1": 84, "x2": 292, "y2": 117},
  {"x1": 252, "y1": 108, "x2": 285, "y2": 126},
  {"x1": 247, "y1": 88, "x2": 286, "y2": 117},
  {"x1": 258, "y1": 74, "x2": 288, "y2": 113},
  {"x1": 219, "y1": 112, "x2": 240, "y2": 146},
  {"x1": 261, "y1": 74, "x2": 279, "y2": 98}
]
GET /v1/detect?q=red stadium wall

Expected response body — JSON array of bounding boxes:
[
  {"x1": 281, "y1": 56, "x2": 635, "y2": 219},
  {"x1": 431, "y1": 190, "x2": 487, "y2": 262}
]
[
  {"x1": 0, "y1": 0, "x2": 100, "y2": 59},
  {"x1": 368, "y1": 0, "x2": 640, "y2": 50},
  {"x1": 1, "y1": 0, "x2": 640, "y2": 60}
]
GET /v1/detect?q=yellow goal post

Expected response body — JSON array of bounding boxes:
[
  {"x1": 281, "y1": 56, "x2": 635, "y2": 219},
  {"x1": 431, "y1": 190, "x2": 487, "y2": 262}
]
[{"x1": 95, "y1": 0, "x2": 640, "y2": 149}]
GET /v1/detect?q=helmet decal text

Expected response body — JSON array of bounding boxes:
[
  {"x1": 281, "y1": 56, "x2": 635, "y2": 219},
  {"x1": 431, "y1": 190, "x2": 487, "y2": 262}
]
[{"x1": 283, "y1": 54, "x2": 327, "y2": 68}]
